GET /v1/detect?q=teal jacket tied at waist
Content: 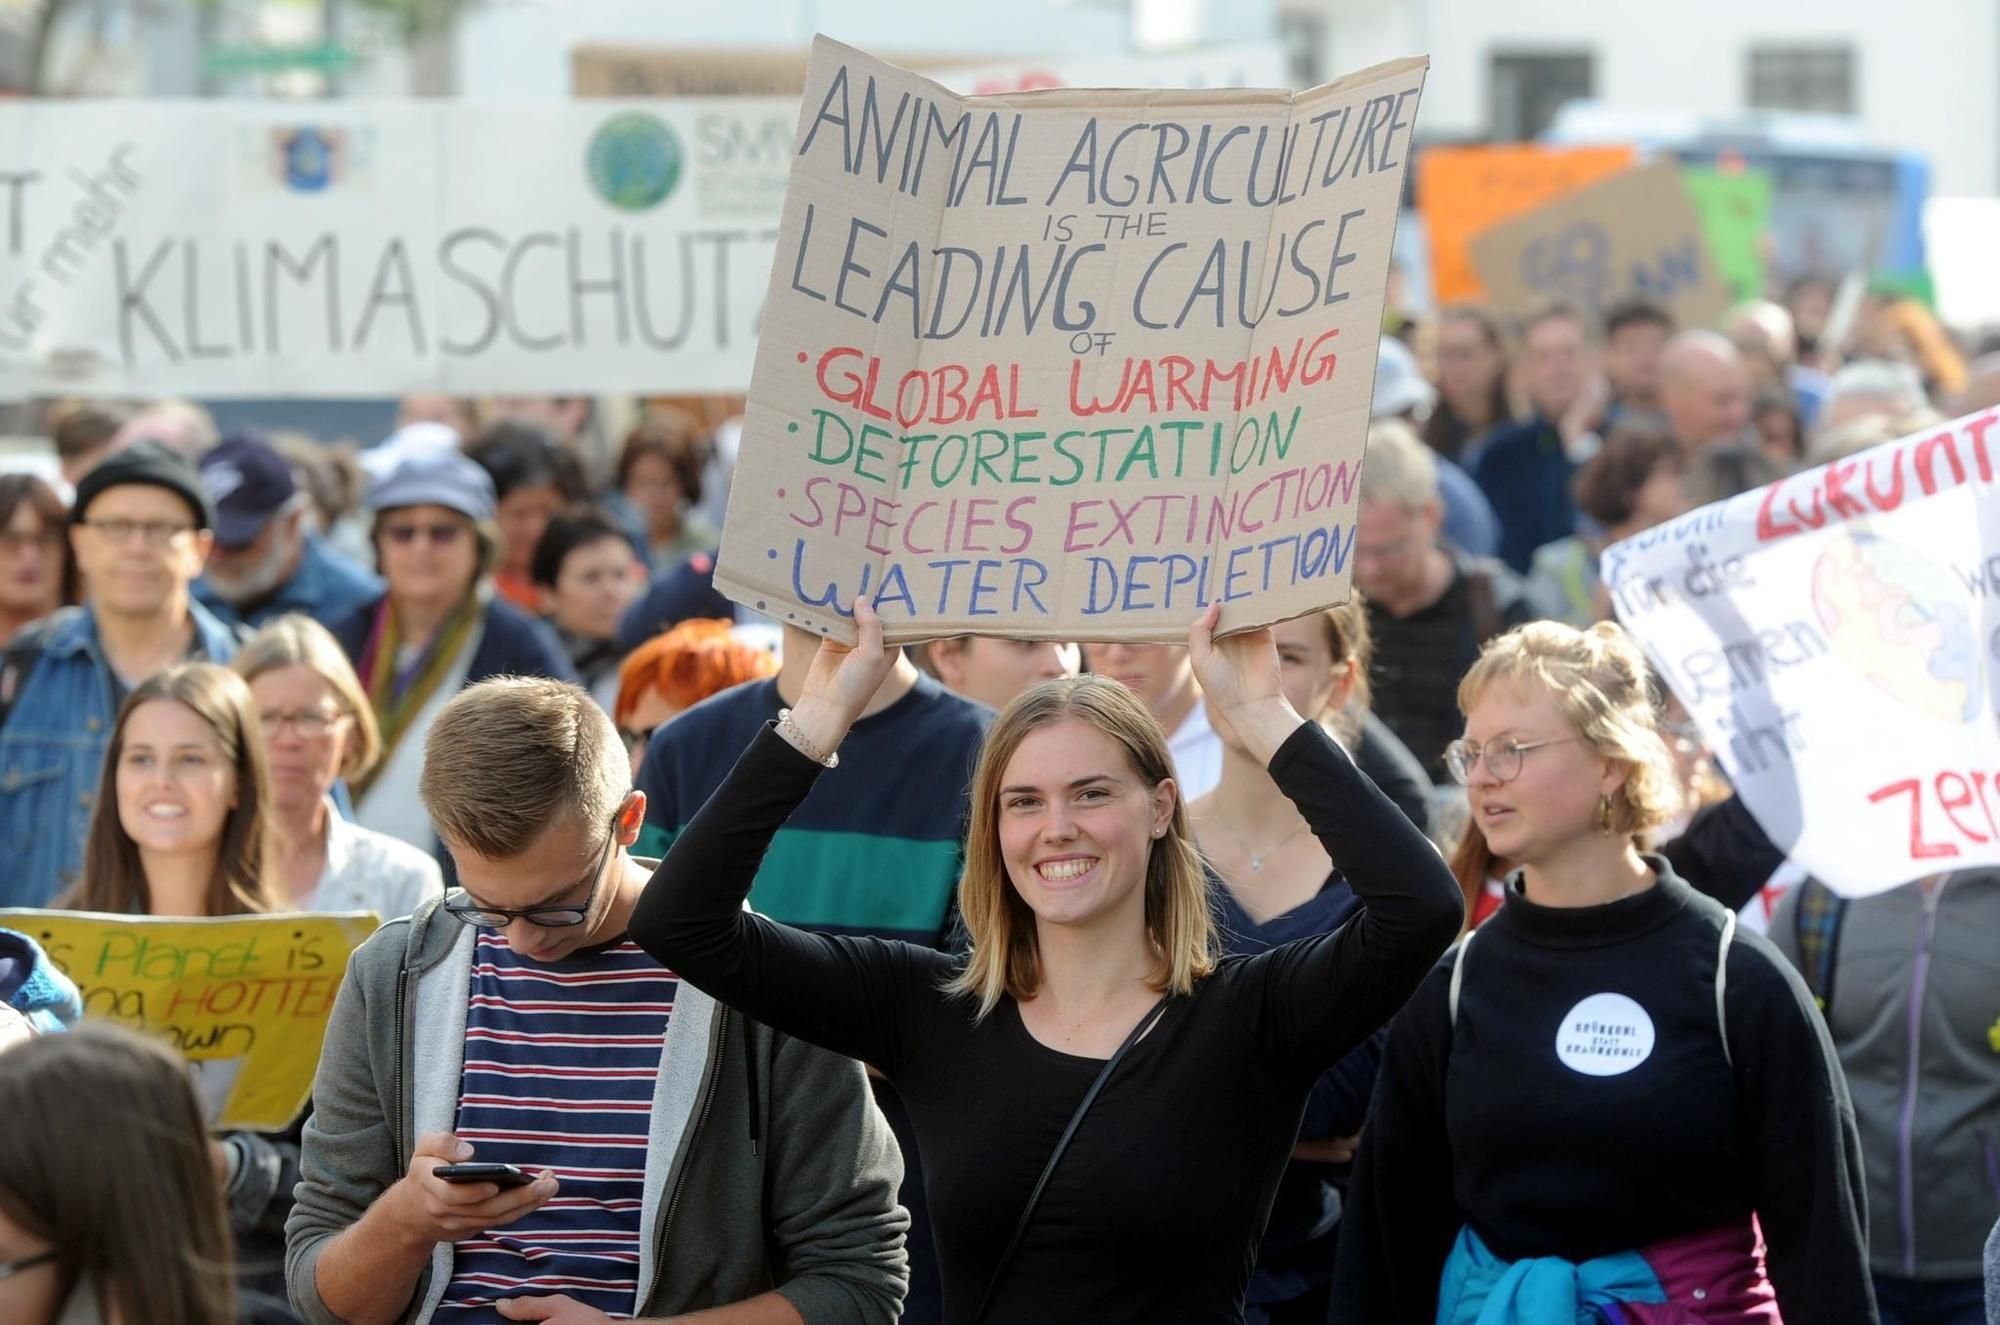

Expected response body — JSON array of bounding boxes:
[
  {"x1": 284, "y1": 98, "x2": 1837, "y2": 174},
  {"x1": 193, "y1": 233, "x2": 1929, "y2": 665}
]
[{"x1": 1437, "y1": 1226, "x2": 1667, "y2": 1325}]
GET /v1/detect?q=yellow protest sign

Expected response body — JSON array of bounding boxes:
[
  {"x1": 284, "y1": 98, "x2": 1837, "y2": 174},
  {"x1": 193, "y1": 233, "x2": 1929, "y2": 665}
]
[
  {"x1": 0, "y1": 909, "x2": 379, "y2": 1131},
  {"x1": 1417, "y1": 143, "x2": 1636, "y2": 303}
]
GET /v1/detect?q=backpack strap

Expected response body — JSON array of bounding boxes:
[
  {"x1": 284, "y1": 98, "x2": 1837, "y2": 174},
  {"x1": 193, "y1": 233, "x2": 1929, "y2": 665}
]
[
  {"x1": 1448, "y1": 926, "x2": 1477, "y2": 1029},
  {"x1": 0, "y1": 608, "x2": 72, "y2": 733},
  {"x1": 1714, "y1": 910, "x2": 1736, "y2": 1069},
  {"x1": 1792, "y1": 878, "x2": 1848, "y2": 1010}
]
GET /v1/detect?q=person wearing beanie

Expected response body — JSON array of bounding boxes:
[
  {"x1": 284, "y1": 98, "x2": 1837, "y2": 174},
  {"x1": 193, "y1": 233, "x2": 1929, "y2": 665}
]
[
  {"x1": 193, "y1": 432, "x2": 380, "y2": 631},
  {"x1": 0, "y1": 440, "x2": 242, "y2": 908},
  {"x1": 325, "y1": 450, "x2": 577, "y2": 856}
]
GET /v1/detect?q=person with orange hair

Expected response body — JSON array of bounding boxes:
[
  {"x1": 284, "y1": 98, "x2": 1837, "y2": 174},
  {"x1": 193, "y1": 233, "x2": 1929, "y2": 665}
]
[{"x1": 612, "y1": 619, "x2": 777, "y2": 775}]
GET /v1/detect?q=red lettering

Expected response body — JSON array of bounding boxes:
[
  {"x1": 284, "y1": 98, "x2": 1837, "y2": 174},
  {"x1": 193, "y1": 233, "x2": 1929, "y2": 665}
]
[
  {"x1": 934, "y1": 364, "x2": 970, "y2": 424},
  {"x1": 1755, "y1": 479, "x2": 1803, "y2": 542},
  {"x1": 1864, "y1": 449, "x2": 1906, "y2": 511},
  {"x1": 1163, "y1": 355, "x2": 1197, "y2": 411},
  {"x1": 1867, "y1": 777, "x2": 1962, "y2": 860},
  {"x1": 1821, "y1": 460, "x2": 1867, "y2": 519},
  {"x1": 1914, "y1": 431, "x2": 1968, "y2": 495},
  {"x1": 1935, "y1": 773, "x2": 1990, "y2": 844},
  {"x1": 893, "y1": 371, "x2": 929, "y2": 428},
  {"x1": 1966, "y1": 411, "x2": 1998, "y2": 481}
]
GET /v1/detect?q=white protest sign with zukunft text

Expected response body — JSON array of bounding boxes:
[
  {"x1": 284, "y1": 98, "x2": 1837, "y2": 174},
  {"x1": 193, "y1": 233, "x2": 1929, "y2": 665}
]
[
  {"x1": 1607, "y1": 410, "x2": 2000, "y2": 897},
  {"x1": 716, "y1": 37, "x2": 1426, "y2": 644},
  {"x1": 0, "y1": 99, "x2": 797, "y2": 397}
]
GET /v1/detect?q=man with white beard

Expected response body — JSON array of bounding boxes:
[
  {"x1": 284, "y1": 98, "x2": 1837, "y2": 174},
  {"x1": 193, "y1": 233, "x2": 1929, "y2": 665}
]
[{"x1": 195, "y1": 432, "x2": 380, "y2": 631}]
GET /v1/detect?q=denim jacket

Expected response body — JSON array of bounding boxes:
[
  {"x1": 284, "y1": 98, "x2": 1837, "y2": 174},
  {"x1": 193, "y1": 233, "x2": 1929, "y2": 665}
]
[{"x1": 0, "y1": 602, "x2": 240, "y2": 908}]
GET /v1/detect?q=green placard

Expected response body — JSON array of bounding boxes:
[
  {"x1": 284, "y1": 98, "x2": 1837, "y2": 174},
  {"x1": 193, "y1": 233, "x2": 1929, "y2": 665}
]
[
  {"x1": 1681, "y1": 167, "x2": 1773, "y2": 303},
  {"x1": 203, "y1": 43, "x2": 357, "y2": 76}
]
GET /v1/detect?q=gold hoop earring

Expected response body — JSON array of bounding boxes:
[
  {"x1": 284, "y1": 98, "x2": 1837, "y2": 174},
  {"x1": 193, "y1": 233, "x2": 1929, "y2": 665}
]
[{"x1": 1598, "y1": 794, "x2": 1615, "y2": 836}]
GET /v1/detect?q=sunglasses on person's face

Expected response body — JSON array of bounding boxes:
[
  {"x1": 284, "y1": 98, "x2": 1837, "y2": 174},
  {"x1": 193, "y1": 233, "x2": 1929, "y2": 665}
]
[{"x1": 382, "y1": 521, "x2": 465, "y2": 547}]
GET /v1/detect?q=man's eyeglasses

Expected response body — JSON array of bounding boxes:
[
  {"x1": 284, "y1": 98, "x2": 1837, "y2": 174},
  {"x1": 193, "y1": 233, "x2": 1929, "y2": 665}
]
[
  {"x1": 259, "y1": 707, "x2": 348, "y2": 738},
  {"x1": 382, "y1": 521, "x2": 466, "y2": 547},
  {"x1": 442, "y1": 806, "x2": 624, "y2": 930},
  {"x1": 1443, "y1": 735, "x2": 1582, "y2": 786},
  {"x1": 80, "y1": 517, "x2": 195, "y2": 547},
  {"x1": 0, "y1": 1249, "x2": 56, "y2": 1281}
]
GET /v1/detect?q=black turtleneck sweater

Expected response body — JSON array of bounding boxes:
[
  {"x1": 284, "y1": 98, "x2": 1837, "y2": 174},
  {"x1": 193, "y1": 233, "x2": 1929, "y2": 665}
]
[{"x1": 1330, "y1": 863, "x2": 1876, "y2": 1324}]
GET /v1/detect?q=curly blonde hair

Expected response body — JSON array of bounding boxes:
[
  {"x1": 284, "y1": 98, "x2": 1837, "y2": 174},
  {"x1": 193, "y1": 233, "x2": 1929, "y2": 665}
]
[{"x1": 1457, "y1": 620, "x2": 1683, "y2": 839}]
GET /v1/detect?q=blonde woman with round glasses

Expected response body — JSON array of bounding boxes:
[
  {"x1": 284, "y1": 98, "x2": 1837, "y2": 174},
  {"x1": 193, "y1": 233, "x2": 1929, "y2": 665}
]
[
  {"x1": 1332, "y1": 619, "x2": 1872, "y2": 1323},
  {"x1": 233, "y1": 615, "x2": 442, "y2": 921}
]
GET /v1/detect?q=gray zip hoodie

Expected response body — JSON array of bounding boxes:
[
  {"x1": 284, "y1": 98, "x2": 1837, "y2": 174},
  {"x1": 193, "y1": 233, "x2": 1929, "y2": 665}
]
[
  {"x1": 1774, "y1": 871, "x2": 2000, "y2": 1281},
  {"x1": 284, "y1": 891, "x2": 909, "y2": 1323}
]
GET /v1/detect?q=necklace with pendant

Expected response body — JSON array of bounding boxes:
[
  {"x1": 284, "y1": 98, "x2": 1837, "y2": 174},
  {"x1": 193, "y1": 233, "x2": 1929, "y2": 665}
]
[{"x1": 1237, "y1": 821, "x2": 1311, "y2": 872}]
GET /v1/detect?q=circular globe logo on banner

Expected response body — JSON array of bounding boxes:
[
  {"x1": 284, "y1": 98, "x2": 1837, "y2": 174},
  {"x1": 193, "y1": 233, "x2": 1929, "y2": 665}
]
[{"x1": 587, "y1": 113, "x2": 683, "y2": 212}]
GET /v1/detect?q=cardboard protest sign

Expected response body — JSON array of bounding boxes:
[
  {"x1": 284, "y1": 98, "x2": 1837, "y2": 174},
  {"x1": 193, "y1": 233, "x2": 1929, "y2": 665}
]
[
  {"x1": 1605, "y1": 409, "x2": 2000, "y2": 898},
  {"x1": 1468, "y1": 162, "x2": 1732, "y2": 331},
  {"x1": 1416, "y1": 143, "x2": 1635, "y2": 304},
  {"x1": 0, "y1": 909, "x2": 379, "y2": 1129},
  {"x1": 1682, "y1": 166, "x2": 1773, "y2": 303},
  {"x1": 0, "y1": 99, "x2": 798, "y2": 397},
  {"x1": 715, "y1": 37, "x2": 1425, "y2": 644}
]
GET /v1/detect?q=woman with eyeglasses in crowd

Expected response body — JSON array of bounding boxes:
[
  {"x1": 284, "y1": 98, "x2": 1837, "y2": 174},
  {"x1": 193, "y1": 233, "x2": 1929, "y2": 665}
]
[
  {"x1": 232, "y1": 615, "x2": 442, "y2": 921},
  {"x1": 1332, "y1": 620, "x2": 1874, "y2": 1323},
  {"x1": 327, "y1": 450, "x2": 575, "y2": 854}
]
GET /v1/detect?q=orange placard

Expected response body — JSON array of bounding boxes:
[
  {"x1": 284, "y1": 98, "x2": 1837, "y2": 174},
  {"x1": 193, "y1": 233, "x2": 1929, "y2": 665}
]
[{"x1": 1419, "y1": 144, "x2": 1636, "y2": 304}]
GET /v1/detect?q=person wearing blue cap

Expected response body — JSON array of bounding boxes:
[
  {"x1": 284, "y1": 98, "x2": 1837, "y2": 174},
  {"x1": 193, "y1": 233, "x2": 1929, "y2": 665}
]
[
  {"x1": 194, "y1": 433, "x2": 381, "y2": 632},
  {"x1": 326, "y1": 450, "x2": 576, "y2": 854},
  {"x1": 0, "y1": 441, "x2": 241, "y2": 908}
]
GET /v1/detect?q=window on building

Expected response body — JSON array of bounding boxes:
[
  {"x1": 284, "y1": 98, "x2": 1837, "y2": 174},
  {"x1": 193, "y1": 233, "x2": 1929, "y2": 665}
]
[
  {"x1": 1278, "y1": 10, "x2": 1326, "y2": 89},
  {"x1": 1747, "y1": 46, "x2": 1856, "y2": 114},
  {"x1": 1490, "y1": 52, "x2": 1594, "y2": 141}
]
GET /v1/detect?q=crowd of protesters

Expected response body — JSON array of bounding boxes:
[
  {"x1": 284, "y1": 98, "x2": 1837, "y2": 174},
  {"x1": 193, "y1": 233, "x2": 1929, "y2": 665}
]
[{"x1": 0, "y1": 274, "x2": 1995, "y2": 1325}]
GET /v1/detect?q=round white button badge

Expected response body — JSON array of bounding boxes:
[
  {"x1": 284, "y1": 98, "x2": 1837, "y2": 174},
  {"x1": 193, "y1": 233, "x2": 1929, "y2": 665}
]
[{"x1": 1554, "y1": 993, "x2": 1656, "y2": 1076}]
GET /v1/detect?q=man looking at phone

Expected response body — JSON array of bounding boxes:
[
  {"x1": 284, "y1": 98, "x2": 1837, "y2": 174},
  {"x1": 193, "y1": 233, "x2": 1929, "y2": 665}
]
[{"x1": 286, "y1": 678, "x2": 908, "y2": 1325}]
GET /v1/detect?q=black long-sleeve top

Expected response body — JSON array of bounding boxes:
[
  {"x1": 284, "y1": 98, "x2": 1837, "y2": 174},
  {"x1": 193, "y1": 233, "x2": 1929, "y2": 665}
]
[
  {"x1": 1329, "y1": 862, "x2": 1877, "y2": 1323},
  {"x1": 631, "y1": 719, "x2": 1463, "y2": 1324}
]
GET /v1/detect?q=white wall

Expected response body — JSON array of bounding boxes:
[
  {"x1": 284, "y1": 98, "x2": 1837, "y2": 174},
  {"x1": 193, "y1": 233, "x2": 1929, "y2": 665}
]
[
  {"x1": 454, "y1": 0, "x2": 1139, "y2": 97},
  {"x1": 1304, "y1": 0, "x2": 1998, "y2": 194}
]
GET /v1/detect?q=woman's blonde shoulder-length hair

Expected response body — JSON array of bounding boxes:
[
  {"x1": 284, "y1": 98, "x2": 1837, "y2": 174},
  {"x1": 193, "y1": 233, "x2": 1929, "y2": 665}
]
[
  {"x1": 945, "y1": 674, "x2": 1215, "y2": 1020},
  {"x1": 1457, "y1": 619, "x2": 1683, "y2": 840}
]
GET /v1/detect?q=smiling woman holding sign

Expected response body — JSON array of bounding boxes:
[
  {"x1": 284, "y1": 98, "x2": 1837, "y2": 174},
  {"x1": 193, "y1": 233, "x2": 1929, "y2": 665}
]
[
  {"x1": 1330, "y1": 620, "x2": 1874, "y2": 1323},
  {"x1": 631, "y1": 599, "x2": 1461, "y2": 1323},
  {"x1": 58, "y1": 662, "x2": 309, "y2": 1306}
]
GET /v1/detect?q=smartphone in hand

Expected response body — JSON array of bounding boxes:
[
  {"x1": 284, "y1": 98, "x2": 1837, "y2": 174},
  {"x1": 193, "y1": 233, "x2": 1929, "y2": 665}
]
[{"x1": 433, "y1": 1162, "x2": 537, "y2": 1188}]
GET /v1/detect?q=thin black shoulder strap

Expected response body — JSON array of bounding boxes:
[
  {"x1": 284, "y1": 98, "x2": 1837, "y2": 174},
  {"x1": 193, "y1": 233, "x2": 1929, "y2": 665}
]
[
  {"x1": 969, "y1": 993, "x2": 1172, "y2": 1324},
  {"x1": 0, "y1": 607, "x2": 71, "y2": 732}
]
